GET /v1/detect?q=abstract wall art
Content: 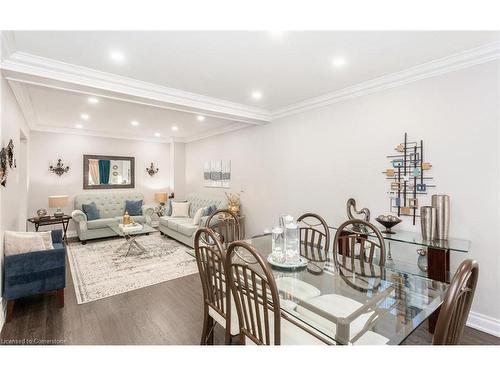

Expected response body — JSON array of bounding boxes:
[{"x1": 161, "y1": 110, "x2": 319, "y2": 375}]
[
  {"x1": 383, "y1": 133, "x2": 436, "y2": 225},
  {"x1": 204, "y1": 160, "x2": 231, "y2": 188}
]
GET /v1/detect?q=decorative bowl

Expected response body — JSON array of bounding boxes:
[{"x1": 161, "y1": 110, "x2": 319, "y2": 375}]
[{"x1": 375, "y1": 216, "x2": 402, "y2": 234}]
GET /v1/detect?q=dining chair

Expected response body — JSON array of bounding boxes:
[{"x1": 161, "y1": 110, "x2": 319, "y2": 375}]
[
  {"x1": 297, "y1": 213, "x2": 330, "y2": 262},
  {"x1": 205, "y1": 209, "x2": 241, "y2": 250},
  {"x1": 433, "y1": 259, "x2": 479, "y2": 345},
  {"x1": 194, "y1": 228, "x2": 239, "y2": 345},
  {"x1": 225, "y1": 240, "x2": 333, "y2": 345},
  {"x1": 333, "y1": 219, "x2": 386, "y2": 268}
]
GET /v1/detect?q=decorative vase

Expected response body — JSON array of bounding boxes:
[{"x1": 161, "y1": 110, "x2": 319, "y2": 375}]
[
  {"x1": 431, "y1": 194, "x2": 450, "y2": 240},
  {"x1": 36, "y1": 208, "x2": 47, "y2": 217},
  {"x1": 420, "y1": 206, "x2": 437, "y2": 240}
]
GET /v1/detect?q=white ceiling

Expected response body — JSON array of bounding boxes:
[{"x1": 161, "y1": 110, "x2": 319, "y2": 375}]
[
  {"x1": 11, "y1": 31, "x2": 500, "y2": 110},
  {"x1": 26, "y1": 84, "x2": 235, "y2": 141}
]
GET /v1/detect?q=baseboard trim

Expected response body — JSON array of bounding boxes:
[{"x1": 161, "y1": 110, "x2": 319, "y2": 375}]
[{"x1": 467, "y1": 311, "x2": 500, "y2": 337}]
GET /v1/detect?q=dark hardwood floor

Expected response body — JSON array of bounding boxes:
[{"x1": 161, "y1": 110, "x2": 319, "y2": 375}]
[{"x1": 2, "y1": 255, "x2": 499, "y2": 345}]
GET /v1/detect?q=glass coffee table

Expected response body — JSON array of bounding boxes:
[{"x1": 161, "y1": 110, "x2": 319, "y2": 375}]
[{"x1": 108, "y1": 223, "x2": 158, "y2": 257}]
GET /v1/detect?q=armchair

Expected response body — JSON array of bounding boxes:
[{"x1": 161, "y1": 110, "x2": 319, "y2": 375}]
[{"x1": 3, "y1": 230, "x2": 66, "y2": 322}]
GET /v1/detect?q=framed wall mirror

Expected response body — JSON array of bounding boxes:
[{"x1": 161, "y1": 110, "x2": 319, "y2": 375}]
[{"x1": 83, "y1": 155, "x2": 135, "y2": 189}]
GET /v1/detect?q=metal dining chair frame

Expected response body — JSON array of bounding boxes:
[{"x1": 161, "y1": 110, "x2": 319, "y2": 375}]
[
  {"x1": 205, "y1": 209, "x2": 241, "y2": 250},
  {"x1": 433, "y1": 259, "x2": 479, "y2": 345},
  {"x1": 333, "y1": 219, "x2": 386, "y2": 269},
  {"x1": 225, "y1": 240, "x2": 332, "y2": 345},
  {"x1": 194, "y1": 228, "x2": 232, "y2": 345},
  {"x1": 297, "y1": 213, "x2": 331, "y2": 263}
]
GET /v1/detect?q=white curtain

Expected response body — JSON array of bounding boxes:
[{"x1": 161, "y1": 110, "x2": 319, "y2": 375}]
[{"x1": 89, "y1": 159, "x2": 99, "y2": 185}]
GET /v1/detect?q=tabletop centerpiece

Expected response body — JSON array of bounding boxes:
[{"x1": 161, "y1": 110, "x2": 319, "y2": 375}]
[{"x1": 268, "y1": 214, "x2": 307, "y2": 270}]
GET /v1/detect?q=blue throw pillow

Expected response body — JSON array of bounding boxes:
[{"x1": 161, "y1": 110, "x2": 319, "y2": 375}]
[
  {"x1": 82, "y1": 202, "x2": 100, "y2": 221},
  {"x1": 205, "y1": 204, "x2": 218, "y2": 216},
  {"x1": 125, "y1": 200, "x2": 143, "y2": 216}
]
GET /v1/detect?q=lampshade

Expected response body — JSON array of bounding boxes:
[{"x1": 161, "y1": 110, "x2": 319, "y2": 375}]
[
  {"x1": 154, "y1": 191, "x2": 168, "y2": 203},
  {"x1": 48, "y1": 195, "x2": 69, "y2": 208}
]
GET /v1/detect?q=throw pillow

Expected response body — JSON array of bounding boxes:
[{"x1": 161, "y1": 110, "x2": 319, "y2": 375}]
[
  {"x1": 4, "y1": 231, "x2": 46, "y2": 256},
  {"x1": 125, "y1": 200, "x2": 143, "y2": 216},
  {"x1": 205, "y1": 204, "x2": 218, "y2": 217},
  {"x1": 82, "y1": 201, "x2": 100, "y2": 221},
  {"x1": 171, "y1": 201, "x2": 190, "y2": 218},
  {"x1": 39, "y1": 231, "x2": 54, "y2": 250},
  {"x1": 192, "y1": 207, "x2": 207, "y2": 225}
]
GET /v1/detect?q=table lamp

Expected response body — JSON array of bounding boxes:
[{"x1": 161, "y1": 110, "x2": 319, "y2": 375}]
[
  {"x1": 49, "y1": 195, "x2": 69, "y2": 218},
  {"x1": 154, "y1": 192, "x2": 168, "y2": 216},
  {"x1": 154, "y1": 191, "x2": 168, "y2": 204}
]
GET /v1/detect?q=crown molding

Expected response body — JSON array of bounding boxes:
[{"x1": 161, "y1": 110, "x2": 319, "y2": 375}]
[
  {"x1": 2, "y1": 41, "x2": 499, "y2": 144},
  {"x1": 6, "y1": 78, "x2": 37, "y2": 128},
  {"x1": 272, "y1": 41, "x2": 500, "y2": 119},
  {"x1": 0, "y1": 31, "x2": 16, "y2": 61},
  {"x1": 30, "y1": 124, "x2": 171, "y2": 144},
  {"x1": 183, "y1": 122, "x2": 254, "y2": 143},
  {"x1": 1, "y1": 51, "x2": 271, "y2": 123}
]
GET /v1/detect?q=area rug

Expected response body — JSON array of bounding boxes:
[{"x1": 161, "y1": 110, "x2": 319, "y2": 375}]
[{"x1": 67, "y1": 233, "x2": 198, "y2": 304}]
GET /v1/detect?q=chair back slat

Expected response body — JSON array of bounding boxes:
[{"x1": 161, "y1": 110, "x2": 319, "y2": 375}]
[
  {"x1": 433, "y1": 259, "x2": 479, "y2": 345},
  {"x1": 297, "y1": 213, "x2": 330, "y2": 262},
  {"x1": 194, "y1": 228, "x2": 227, "y2": 318},
  {"x1": 333, "y1": 219, "x2": 386, "y2": 268},
  {"x1": 226, "y1": 241, "x2": 281, "y2": 345}
]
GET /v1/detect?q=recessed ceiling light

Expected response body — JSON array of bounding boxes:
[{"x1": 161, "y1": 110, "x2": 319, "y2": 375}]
[
  {"x1": 331, "y1": 56, "x2": 347, "y2": 68},
  {"x1": 251, "y1": 91, "x2": 263, "y2": 100},
  {"x1": 197, "y1": 115, "x2": 205, "y2": 122},
  {"x1": 131, "y1": 120, "x2": 139, "y2": 127},
  {"x1": 75, "y1": 124, "x2": 83, "y2": 129},
  {"x1": 80, "y1": 113, "x2": 90, "y2": 120},
  {"x1": 154, "y1": 132, "x2": 161, "y2": 137},
  {"x1": 269, "y1": 30, "x2": 285, "y2": 39},
  {"x1": 171, "y1": 126, "x2": 179, "y2": 131},
  {"x1": 88, "y1": 97, "x2": 99, "y2": 104},
  {"x1": 109, "y1": 50, "x2": 125, "y2": 63}
]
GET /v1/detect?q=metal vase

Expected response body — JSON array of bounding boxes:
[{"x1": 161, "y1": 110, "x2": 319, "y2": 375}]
[
  {"x1": 431, "y1": 194, "x2": 450, "y2": 240},
  {"x1": 420, "y1": 206, "x2": 437, "y2": 240}
]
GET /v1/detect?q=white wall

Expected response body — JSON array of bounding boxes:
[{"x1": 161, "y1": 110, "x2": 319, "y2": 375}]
[
  {"x1": 28, "y1": 131, "x2": 171, "y2": 233},
  {"x1": 0, "y1": 73, "x2": 31, "y2": 329},
  {"x1": 185, "y1": 61, "x2": 500, "y2": 331}
]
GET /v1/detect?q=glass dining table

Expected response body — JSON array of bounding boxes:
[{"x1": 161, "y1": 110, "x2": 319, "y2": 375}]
[{"x1": 187, "y1": 234, "x2": 449, "y2": 345}]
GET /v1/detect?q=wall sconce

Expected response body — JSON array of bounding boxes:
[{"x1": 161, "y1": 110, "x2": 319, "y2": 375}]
[
  {"x1": 146, "y1": 162, "x2": 159, "y2": 176},
  {"x1": 49, "y1": 158, "x2": 70, "y2": 176}
]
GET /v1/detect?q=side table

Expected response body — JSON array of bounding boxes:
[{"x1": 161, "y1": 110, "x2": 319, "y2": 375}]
[{"x1": 27, "y1": 215, "x2": 72, "y2": 242}]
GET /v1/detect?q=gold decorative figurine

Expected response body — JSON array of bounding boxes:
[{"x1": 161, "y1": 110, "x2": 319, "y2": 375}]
[
  {"x1": 123, "y1": 211, "x2": 131, "y2": 225},
  {"x1": 224, "y1": 192, "x2": 240, "y2": 215}
]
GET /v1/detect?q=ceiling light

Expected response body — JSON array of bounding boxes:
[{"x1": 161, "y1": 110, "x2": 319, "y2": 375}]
[
  {"x1": 251, "y1": 91, "x2": 263, "y2": 100},
  {"x1": 269, "y1": 30, "x2": 285, "y2": 39},
  {"x1": 88, "y1": 97, "x2": 99, "y2": 104},
  {"x1": 80, "y1": 113, "x2": 90, "y2": 120},
  {"x1": 154, "y1": 132, "x2": 161, "y2": 137},
  {"x1": 331, "y1": 56, "x2": 347, "y2": 68},
  {"x1": 131, "y1": 120, "x2": 139, "y2": 127},
  {"x1": 171, "y1": 126, "x2": 178, "y2": 131},
  {"x1": 109, "y1": 50, "x2": 125, "y2": 63},
  {"x1": 197, "y1": 115, "x2": 205, "y2": 122},
  {"x1": 75, "y1": 124, "x2": 83, "y2": 129}
]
